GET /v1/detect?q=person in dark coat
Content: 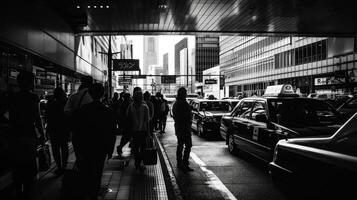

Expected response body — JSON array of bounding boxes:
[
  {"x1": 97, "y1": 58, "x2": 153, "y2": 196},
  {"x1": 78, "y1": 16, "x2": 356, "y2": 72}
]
[
  {"x1": 73, "y1": 83, "x2": 117, "y2": 200},
  {"x1": 144, "y1": 91, "x2": 154, "y2": 134},
  {"x1": 45, "y1": 87, "x2": 70, "y2": 175},
  {"x1": 172, "y1": 87, "x2": 193, "y2": 172},
  {"x1": 158, "y1": 93, "x2": 169, "y2": 133},
  {"x1": 126, "y1": 87, "x2": 150, "y2": 171},
  {"x1": 7, "y1": 71, "x2": 46, "y2": 199},
  {"x1": 116, "y1": 92, "x2": 133, "y2": 158}
]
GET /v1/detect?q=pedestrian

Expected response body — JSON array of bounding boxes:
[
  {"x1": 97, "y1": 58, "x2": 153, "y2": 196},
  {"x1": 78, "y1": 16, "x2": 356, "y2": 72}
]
[
  {"x1": 158, "y1": 94, "x2": 169, "y2": 133},
  {"x1": 45, "y1": 87, "x2": 70, "y2": 175},
  {"x1": 116, "y1": 92, "x2": 133, "y2": 158},
  {"x1": 64, "y1": 75, "x2": 93, "y2": 163},
  {"x1": 172, "y1": 87, "x2": 194, "y2": 172},
  {"x1": 144, "y1": 91, "x2": 154, "y2": 134},
  {"x1": 126, "y1": 87, "x2": 150, "y2": 171},
  {"x1": 73, "y1": 83, "x2": 117, "y2": 200},
  {"x1": 151, "y1": 94, "x2": 160, "y2": 131},
  {"x1": 111, "y1": 92, "x2": 120, "y2": 111},
  {"x1": 6, "y1": 71, "x2": 46, "y2": 199}
]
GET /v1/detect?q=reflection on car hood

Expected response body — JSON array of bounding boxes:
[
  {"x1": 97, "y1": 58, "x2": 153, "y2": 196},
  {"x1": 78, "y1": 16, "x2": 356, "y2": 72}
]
[
  {"x1": 199, "y1": 111, "x2": 230, "y2": 116},
  {"x1": 289, "y1": 125, "x2": 341, "y2": 137}
]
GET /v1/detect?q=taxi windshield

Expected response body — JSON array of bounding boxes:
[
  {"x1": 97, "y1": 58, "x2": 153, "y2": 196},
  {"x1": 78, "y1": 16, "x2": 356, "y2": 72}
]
[
  {"x1": 200, "y1": 101, "x2": 231, "y2": 112},
  {"x1": 268, "y1": 99, "x2": 339, "y2": 127}
]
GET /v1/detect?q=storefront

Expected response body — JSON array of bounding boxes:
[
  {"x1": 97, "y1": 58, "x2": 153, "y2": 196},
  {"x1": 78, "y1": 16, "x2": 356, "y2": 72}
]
[{"x1": 312, "y1": 71, "x2": 357, "y2": 94}]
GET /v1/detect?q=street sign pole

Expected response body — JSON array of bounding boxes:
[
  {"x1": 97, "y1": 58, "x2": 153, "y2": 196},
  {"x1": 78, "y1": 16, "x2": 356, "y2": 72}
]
[{"x1": 99, "y1": 36, "x2": 121, "y2": 99}]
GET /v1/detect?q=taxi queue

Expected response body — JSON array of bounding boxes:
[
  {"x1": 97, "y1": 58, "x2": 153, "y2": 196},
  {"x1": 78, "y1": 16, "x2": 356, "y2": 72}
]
[{"x1": 186, "y1": 84, "x2": 356, "y2": 198}]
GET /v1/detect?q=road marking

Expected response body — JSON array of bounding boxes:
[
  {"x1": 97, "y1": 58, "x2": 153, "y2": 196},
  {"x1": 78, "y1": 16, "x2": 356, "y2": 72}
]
[{"x1": 190, "y1": 152, "x2": 238, "y2": 200}]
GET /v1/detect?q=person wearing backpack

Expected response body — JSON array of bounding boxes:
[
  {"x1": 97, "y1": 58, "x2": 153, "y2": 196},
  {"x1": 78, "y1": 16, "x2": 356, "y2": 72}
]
[{"x1": 158, "y1": 94, "x2": 169, "y2": 133}]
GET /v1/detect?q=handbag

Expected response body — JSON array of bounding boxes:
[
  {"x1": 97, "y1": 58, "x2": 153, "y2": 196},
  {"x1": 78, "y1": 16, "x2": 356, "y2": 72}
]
[
  {"x1": 143, "y1": 136, "x2": 158, "y2": 165},
  {"x1": 37, "y1": 142, "x2": 51, "y2": 171}
]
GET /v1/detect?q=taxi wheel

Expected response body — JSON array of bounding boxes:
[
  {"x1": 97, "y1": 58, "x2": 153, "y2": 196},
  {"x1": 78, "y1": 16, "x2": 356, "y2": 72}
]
[{"x1": 228, "y1": 134, "x2": 239, "y2": 154}]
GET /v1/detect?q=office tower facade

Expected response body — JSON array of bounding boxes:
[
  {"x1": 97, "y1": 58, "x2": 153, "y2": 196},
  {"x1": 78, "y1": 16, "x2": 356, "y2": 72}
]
[
  {"x1": 220, "y1": 36, "x2": 357, "y2": 97},
  {"x1": 195, "y1": 36, "x2": 220, "y2": 83},
  {"x1": 174, "y1": 38, "x2": 188, "y2": 76},
  {"x1": 143, "y1": 36, "x2": 158, "y2": 90}
]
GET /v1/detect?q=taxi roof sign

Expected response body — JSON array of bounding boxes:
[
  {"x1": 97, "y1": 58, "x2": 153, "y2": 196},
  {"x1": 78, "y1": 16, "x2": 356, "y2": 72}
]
[{"x1": 263, "y1": 84, "x2": 298, "y2": 97}]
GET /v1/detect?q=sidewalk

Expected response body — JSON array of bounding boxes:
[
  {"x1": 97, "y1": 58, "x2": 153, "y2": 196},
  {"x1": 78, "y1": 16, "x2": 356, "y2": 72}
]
[{"x1": 0, "y1": 134, "x2": 176, "y2": 200}]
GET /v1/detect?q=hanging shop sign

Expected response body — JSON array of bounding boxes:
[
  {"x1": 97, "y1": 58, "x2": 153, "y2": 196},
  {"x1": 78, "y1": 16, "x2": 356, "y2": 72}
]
[
  {"x1": 113, "y1": 59, "x2": 140, "y2": 71},
  {"x1": 118, "y1": 78, "x2": 132, "y2": 85},
  {"x1": 205, "y1": 79, "x2": 217, "y2": 84}
]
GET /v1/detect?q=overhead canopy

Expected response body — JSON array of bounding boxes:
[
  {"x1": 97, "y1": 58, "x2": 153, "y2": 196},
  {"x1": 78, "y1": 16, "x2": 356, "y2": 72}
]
[{"x1": 45, "y1": 0, "x2": 357, "y2": 36}]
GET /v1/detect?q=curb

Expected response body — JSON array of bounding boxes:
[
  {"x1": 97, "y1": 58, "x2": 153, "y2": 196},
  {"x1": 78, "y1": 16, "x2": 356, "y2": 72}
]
[{"x1": 154, "y1": 133, "x2": 183, "y2": 200}]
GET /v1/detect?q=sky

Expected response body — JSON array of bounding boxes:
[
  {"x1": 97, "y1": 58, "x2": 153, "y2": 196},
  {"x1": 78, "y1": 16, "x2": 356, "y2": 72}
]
[{"x1": 126, "y1": 35, "x2": 195, "y2": 74}]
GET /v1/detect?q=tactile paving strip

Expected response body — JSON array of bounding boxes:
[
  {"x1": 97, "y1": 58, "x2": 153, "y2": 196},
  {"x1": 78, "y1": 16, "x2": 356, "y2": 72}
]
[{"x1": 101, "y1": 136, "x2": 169, "y2": 200}]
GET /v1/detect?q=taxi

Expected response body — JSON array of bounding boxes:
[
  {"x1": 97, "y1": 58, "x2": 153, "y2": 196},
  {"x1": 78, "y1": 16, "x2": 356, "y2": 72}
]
[
  {"x1": 191, "y1": 99, "x2": 233, "y2": 137},
  {"x1": 220, "y1": 84, "x2": 344, "y2": 162},
  {"x1": 269, "y1": 113, "x2": 357, "y2": 199}
]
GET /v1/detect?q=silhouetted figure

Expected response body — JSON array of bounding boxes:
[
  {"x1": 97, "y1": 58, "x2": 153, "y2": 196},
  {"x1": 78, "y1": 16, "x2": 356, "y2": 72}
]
[
  {"x1": 45, "y1": 87, "x2": 69, "y2": 175},
  {"x1": 73, "y1": 83, "x2": 116, "y2": 200},
  {"x1": 126, "y1": 87, "x2": 150, "y2": 171},
  {"x1": 151, "y1": 93, "x2": 160, "y2": 131},
  {"x1": 116, "y1": 93, "x2": 133, "y2": 158},
  {"x1": 7, "y1": 71, "x2": 45, "y2": 200},
  {"x1": 64, "y1": 75, "x2": 93, "y2": 165},
  {"x1": 111, "y1": 92, "x2": 120, "y2": 111},
  {"x1": 172, "y1": 87, "x2": 193, "y2": 172},
  {"x1": 144, "y1": 91, "x2": 154, "y2": 134},
  {"x1": 158, "y1": 94, "x2": 169, "y2": 133}
]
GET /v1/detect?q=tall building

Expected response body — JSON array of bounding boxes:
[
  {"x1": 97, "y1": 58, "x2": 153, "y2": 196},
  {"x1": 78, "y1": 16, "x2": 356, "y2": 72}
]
[
  {"x1": 175, "y1": 38, "x2": 188, "y2": 75},
  {"x1": 195, "y1": 36, "x2": 220, "y2": 83},
  {"x1": 143, "y1": 36, "x2": 158, "y2": 90},
  {"x1": 114, "y1": 36, "x2": 134, "y2": 92},
  {"x1": 163, "y1": 53, "x2": 169, "y2": 75},
  {"x1": 220, "y1": 36, "x2": 357, "y2": 97}
]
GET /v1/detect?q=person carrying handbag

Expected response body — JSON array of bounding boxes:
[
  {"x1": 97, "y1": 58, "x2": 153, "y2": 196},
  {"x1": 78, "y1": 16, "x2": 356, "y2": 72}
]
[{"x1": 126, "y1": 87, "x2": 150, "y2": 171}]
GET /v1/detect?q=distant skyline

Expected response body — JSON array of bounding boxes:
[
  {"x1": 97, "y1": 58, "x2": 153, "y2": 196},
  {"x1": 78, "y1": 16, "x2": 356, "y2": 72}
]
[{"x1": 126, "y1": 35, "x2": 195, "y2": 75}]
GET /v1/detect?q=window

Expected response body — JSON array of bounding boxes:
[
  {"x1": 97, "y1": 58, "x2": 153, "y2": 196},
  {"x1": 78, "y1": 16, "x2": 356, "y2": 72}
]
[
  {"x1": 199, "y1": 101, "x2": 231, "y2": 111},
  {"x1": 251, "y1": 101, "x2": 267, "y2": 121},
  {"x1": 234, "y1": 101, "x2": 254, "y2": 118},
  {"x1": 268, "y1": 99, "x2": 339, "y2": 130}
]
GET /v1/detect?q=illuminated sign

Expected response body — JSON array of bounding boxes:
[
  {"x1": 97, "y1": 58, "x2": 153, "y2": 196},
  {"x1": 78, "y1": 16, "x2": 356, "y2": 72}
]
[{"x1": 113, "y1": 59, "x2": 140, "y2": 71}]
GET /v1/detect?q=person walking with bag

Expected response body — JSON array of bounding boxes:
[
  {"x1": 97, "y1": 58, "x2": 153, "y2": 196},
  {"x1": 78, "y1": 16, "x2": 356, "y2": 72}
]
[
  {"x1": 73, "y1": 83, "x2": 117, "y2": 200},
  {"x1": 45, "y1": 87, "x2": 70, "y2": 175},
  {"x1": 172, "y1": 87, "x2": 194, "y2": 172},
  {"x1": 126, "y1": 87, "x2": 150, "y2": 171},
  {"x1": 6, "y1": 71, "x2": 46, "y2": 200}
]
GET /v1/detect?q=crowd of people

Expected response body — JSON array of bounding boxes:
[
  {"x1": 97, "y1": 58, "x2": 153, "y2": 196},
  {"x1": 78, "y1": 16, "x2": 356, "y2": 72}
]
[{"x1": 0, "y1": 70, "x2": 195, "y2": 200}]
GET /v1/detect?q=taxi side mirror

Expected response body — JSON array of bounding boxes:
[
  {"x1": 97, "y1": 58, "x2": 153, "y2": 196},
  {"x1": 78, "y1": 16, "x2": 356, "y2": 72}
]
[{"x1": 255, "y1": 114, "x2": 268, "y2": 123}]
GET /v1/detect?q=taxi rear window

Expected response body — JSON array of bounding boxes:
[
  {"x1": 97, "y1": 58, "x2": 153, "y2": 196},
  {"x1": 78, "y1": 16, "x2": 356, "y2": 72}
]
[
  {"x1": 268, "y1": 99, "x2": 339, "y2": 127},
  {"x1": 200, "y1": 101, "x2": 231, "y2": 111}
]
